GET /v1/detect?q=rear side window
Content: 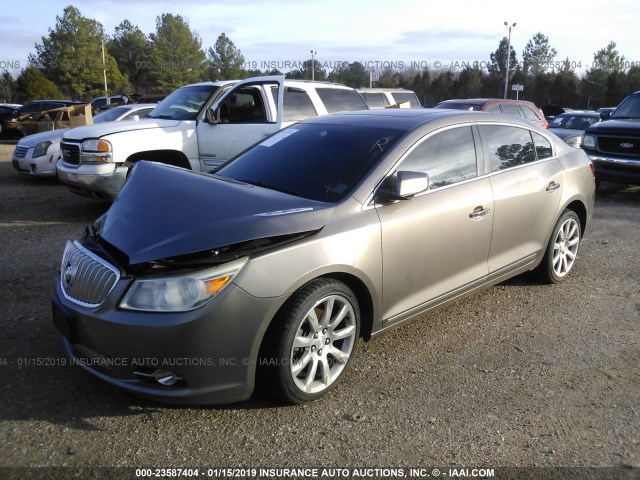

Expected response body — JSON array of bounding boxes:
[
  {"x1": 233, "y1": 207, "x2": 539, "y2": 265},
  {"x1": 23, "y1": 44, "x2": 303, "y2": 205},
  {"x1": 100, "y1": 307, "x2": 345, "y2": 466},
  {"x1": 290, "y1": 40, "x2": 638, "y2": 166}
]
[
  {"x1": 500, "y1": 104, "x2": 522, "y2": 118},
  {"x1": 273, "y1": 87, "x2": 318, "y2": 122},
  {"x1": 531, "y1": 131, "x2": 553, "y2": 159},
  {"x1": 481, "y1": 125, "x2": 536, "y2": 172},
  {"x1": 361, "y1": 92, "x2": 388, "y2": 109},
  {"x1": 400, "y1": 126, "x2": 478, "y2": 188},
  {"x1": 316, "y1": 88, "x2": 366, "y2": 113},
  {"x1": 520, "y1": 105, "x2": 540, "y2": 121},
  {"x1": 391, "y1": 92, "x2": 421, "y2": 108}
]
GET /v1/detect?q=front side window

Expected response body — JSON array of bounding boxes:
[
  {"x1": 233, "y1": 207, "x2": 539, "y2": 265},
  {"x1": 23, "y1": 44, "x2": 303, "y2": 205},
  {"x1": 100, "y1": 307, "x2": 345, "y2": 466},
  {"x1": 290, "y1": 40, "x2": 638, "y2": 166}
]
[
  {"x1": 399, "y1": 126, "x2": 478, "y2": 189},
  {"x1": 218, "y1": 87, "x2": 268, "y2": 123},
  {"x1": 481, "y1": 125, "x2": 537, "y2": 172}
]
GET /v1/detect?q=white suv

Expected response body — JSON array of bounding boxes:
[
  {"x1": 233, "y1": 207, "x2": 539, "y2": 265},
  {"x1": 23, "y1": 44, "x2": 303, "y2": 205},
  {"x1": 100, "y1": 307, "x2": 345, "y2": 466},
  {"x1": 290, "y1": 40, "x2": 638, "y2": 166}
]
[{"x1": 57, "y1": 76, "x2": 367, "y2": 200}]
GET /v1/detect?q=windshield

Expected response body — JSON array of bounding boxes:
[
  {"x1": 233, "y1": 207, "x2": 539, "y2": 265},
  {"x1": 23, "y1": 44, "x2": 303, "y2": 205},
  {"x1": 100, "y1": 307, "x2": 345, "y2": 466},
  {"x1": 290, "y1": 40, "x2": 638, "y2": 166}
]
[
  {"x1": 549, "y1": 114, "x2": 599, "y2": 130},
  {"x1": 611, "y1": 94, "x2": 640, "y2": 119},
  {"x1": 147, "y1": 85, "x2": 219, "y2": 120},
  {"x1": 217, "y1": 123, "x2": 405, "y2": 203},
  {"x1": 93, "y1": 107, "x2": 138, "y2": 123}
]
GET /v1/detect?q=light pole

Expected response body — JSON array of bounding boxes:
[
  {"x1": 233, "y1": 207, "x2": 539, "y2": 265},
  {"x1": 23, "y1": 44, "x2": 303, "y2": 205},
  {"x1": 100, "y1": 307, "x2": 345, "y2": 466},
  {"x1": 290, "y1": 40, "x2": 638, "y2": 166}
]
[
  {"x1": 503, "y1": 22, "x2": 516, "y2": 99},
  {"x1": 311, "y1": 50, "x2": 317, "y2": 82}
]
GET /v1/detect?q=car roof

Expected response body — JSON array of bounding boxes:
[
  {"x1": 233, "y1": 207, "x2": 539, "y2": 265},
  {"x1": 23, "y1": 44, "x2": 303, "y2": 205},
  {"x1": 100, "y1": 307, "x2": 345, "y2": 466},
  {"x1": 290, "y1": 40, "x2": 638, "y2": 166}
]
[
  {"x1": 439, "y1": 98, "x2": 537, "y2": 106},
  {"x1": 300, "y1": 107, "x2": 537, "y2": 131}
]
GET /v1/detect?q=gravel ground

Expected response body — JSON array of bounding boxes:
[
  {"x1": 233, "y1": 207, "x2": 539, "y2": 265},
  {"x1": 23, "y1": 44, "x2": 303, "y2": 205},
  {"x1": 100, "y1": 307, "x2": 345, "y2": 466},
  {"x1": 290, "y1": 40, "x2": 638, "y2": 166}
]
[{"x1": 0, "y1": 144, "x2": 638, "y2": 477}]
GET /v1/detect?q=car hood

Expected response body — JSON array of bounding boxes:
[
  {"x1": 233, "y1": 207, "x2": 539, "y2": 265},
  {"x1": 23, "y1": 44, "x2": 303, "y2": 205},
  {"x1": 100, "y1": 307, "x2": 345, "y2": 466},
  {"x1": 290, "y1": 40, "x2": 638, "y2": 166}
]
[
  {"x1": 586, "y1": 118, "x2": 640, "y2": 135},
  {"x1": 97, "y1": 161, "x2": 333, "y2": 265},
  {"x1": 17, "y1": 128, "x2": 68, "y2": 147},
  {"x1": 549, "y1": 128, "x2": 583, "y2": 140},
  {"x1": 61, "y1": 118, "x2": 181, "y2": 140}
]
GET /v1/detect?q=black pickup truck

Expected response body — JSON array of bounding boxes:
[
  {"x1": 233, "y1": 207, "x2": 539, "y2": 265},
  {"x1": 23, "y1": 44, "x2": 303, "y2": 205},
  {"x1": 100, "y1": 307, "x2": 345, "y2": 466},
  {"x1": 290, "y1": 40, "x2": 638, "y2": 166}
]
[{"x1": 582, "y1": 91, "x2": 640, "y2": 186}]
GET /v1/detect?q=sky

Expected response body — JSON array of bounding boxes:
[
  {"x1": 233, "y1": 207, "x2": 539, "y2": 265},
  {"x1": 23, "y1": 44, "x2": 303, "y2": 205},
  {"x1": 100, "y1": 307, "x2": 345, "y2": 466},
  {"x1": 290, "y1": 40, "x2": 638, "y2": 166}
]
[{"x1": 1, "y1": 0, "x2": 639, "y2": 77}]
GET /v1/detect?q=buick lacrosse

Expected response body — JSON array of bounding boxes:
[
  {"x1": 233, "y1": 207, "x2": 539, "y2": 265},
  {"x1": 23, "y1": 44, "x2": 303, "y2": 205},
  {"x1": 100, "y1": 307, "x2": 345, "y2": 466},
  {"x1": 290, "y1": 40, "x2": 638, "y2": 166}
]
[{"x1": 53, "y1": 109, "x2": 595, "y2": 404}]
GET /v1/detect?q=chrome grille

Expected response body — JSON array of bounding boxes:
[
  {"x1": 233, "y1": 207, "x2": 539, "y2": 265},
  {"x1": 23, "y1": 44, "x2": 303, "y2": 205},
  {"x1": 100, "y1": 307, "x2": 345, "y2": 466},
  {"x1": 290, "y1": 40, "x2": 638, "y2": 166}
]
[
  {"x1": 60, "y1": 142, "x2": 81, "y2": 165},
  {"x1": 60, "y1": 240, "x2": 120, "y2": 308},
  {"x1": 13, "y1": 146, "x2": 28, "y2": 159}
]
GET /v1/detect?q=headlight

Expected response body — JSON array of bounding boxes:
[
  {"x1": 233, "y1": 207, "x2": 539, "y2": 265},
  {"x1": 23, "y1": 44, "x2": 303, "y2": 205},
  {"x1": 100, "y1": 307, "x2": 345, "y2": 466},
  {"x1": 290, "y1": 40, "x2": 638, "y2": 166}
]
[
  {"x1": 564, "y1": 136, "x2": 582, "y2": 148},
  {"x1": 33, "y1": 141, "x2": 52, "y2": 158},
  {"x1": 81, "y1": 138, "x2": 112, "y2": 163},
  {"x1": 120, "y1": 257, "x2": 249, "y2": 312},
  {"x1": 582, "y1": 134, "x2": 595, "y2": 148}
]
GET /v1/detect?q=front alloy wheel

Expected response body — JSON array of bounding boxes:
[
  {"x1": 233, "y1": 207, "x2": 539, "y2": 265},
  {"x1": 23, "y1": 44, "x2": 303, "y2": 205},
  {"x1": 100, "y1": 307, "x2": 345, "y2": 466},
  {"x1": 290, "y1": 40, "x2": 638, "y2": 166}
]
[
  {"x1": 260, "y1": 278, "x2": 360, "y2": 404},
  {"x1": 536, "y1": 210, "x2": 581, "y2": 283}
]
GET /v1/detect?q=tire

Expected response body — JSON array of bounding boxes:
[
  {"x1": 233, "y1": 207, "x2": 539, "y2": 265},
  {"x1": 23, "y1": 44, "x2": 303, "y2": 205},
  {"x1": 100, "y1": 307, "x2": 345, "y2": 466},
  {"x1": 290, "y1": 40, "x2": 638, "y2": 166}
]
[
  {"x1": 535, "y1": 210, "x2": 581, "y2": 284},
  {"x1": 259, "y1": 278, "x2": 360, "y2": 404}
]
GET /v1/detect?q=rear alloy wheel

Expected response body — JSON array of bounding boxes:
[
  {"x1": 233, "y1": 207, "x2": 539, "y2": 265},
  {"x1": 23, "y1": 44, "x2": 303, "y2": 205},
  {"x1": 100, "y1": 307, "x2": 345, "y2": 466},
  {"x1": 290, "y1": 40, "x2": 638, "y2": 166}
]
[
  {"x1": 260, "y1": 279, "x2": 360, "y2": 404},
  {"x1": 536, "y1": 210, "x2": 581, "y2": 283}
]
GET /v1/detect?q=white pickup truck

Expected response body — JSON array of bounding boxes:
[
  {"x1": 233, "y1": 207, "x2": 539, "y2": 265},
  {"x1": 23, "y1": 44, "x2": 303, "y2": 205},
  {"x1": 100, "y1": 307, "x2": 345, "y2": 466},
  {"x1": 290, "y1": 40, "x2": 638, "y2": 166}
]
[{"x1": 57, "y1": 76, "x2": 367, "y2": 200}]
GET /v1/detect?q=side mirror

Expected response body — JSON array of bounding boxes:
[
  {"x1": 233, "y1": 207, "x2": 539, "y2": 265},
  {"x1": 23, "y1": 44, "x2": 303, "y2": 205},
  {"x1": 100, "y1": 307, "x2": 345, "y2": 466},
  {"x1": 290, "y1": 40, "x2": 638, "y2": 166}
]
[
  {"x1": 376, "y1": 171, "x2": 429, "y2": 203},
  {"x1": 600, "y1": 110, "x2": 612, "y2": 121},
  {"x1": 205, "y1": 108, "x2": 220, "y2": 124}
]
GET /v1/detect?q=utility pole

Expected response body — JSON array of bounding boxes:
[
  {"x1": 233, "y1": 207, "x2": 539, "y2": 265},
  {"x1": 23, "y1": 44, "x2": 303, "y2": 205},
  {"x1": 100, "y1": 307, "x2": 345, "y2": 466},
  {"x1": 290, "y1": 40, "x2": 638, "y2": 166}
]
[
  {"x1": 503, "y1": 22, "x2": 516, "y2": 99},
  {"x1": 102, "y1": 38, "x2": 108, "y2": 96},
  {"x1": 311, "y1": 50, "x2": 317, "y2": 82}
]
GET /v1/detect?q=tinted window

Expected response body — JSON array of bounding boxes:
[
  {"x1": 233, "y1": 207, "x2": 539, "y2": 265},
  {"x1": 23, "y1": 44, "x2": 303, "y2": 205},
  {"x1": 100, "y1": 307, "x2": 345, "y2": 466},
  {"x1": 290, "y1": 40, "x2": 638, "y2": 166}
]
[
  {"x1": 274, "y1": 87, "x2": 318, "y2": 122},
  {"x1": 435, "y1": 102, "x2": 482, "y2": 111},
  {"x1": 361, "y1": 92, "x2": 388, "y2": 109},
  {"x1": 481, "y1": 125, "x2": 536, "y2": 172},
  {"x1": 218, "y1": 123, "x2": 405, "y2": 203},
  {"x1": 400, "y1": 126, "x2": 477, "y2": 188},
  {"x1": 391, "y1": 92, "x2": 421, "y2": 108},
  {"x1": 520, "y1": 105, "x2": 540, "y2": 121},
  {"x1": 500, "y1": 104, "x2": 522, "y2": 117},
  {"x1": 315, "y1": 88, "x2": 366, "y2": 113},
  {"x1": 531, "y1": 131, "x2": 553, "y2": 160}
]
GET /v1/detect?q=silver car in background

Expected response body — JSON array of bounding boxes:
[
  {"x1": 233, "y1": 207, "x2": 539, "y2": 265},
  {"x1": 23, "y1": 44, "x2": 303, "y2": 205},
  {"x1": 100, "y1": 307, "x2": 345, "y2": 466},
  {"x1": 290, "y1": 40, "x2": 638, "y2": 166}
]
[
  {"x1": 12, "y1": 104, "x2": 156, "y2": 177},
  {"x1": 52, "y1": 109, "x2": 595, "y2": 405}
]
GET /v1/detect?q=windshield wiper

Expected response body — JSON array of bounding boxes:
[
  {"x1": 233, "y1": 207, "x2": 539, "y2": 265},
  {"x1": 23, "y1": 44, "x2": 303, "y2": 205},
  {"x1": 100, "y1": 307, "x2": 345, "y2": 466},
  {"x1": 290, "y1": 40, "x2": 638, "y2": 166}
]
[
  {"x1": 241, "y1": 180, "x2": 301, "y2": 197},
  {"x1": 147, "y1": 114, "x2": 175, "y2": 120}
]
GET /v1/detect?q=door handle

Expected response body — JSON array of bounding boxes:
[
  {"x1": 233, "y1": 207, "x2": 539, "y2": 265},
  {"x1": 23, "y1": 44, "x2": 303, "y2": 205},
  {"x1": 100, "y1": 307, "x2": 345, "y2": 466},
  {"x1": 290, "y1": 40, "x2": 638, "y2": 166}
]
[
  {"x1": 546, "y1": 181, "x2": 561, "y2": 192},
  {"x1": 469, "y1": 206, "x2": 490, "y2": 219}
]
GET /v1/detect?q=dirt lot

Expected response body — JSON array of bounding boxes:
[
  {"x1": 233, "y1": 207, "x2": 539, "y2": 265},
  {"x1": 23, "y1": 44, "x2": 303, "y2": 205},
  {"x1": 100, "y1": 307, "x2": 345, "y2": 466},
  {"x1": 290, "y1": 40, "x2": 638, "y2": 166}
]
[{"x1": 0, "y1": 144, "x2": 639, "y2": 477}]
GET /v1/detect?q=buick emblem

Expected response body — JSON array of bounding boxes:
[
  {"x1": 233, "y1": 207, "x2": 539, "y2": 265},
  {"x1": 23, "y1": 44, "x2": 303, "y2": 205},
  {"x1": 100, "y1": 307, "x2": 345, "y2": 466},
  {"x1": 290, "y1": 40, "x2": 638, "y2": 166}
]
[
  {"x1": 63, "y1": 261, "x2": 75, "y2": 288},
  {"x1": 620, "y1": 142, "x2": 634, "y2": 149}
]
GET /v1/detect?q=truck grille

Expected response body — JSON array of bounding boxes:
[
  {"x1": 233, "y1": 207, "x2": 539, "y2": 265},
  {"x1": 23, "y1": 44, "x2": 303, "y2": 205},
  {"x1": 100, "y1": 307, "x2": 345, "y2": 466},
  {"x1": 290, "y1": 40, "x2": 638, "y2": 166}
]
[
  {"x1": 60, "y1": 142, "x2": 81, "y2": 165},
  {"x1": 13, "y1": 146, "x2": 28, "y2": 159},
  {"x1": 597, "y1": 136, "x2": 640, "y2": 155},
  {"x1": 60, "y1": 240, "x2": 120, "y2": 308}
]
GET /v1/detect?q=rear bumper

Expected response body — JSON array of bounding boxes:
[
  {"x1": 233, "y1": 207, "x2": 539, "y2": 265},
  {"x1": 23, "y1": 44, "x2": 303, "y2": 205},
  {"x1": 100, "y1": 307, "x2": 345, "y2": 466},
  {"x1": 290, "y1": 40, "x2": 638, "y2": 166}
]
[
  {"x1": 56, "y1": 160, "x2": 127, "y2": 200},
  {"x1": 586, "y1": 152, "x2": 640, "y2": 185}
]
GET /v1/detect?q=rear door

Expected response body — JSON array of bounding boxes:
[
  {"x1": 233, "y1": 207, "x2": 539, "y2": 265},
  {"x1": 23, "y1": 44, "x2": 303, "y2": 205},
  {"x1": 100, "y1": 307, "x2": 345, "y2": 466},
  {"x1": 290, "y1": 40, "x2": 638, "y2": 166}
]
[
  {"x1": 197, "y1": 75, "x2": 284, "y2": 171},
  {"x1": 478, "y1": 124, "x2": 564, "y2": 273}
]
